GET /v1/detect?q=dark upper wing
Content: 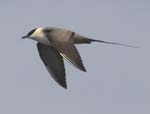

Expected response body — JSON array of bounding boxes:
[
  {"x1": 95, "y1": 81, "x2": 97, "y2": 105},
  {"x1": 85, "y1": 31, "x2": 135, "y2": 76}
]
[
  {"x1": 37, "y1": 43, "x2": 67, "y2": 89},
  {"x1": 46, "y1": 29, "x2": 86, "y2": 72},
  {"x1": 51, "y1": 41, "x2": 86, "y2": 72}
]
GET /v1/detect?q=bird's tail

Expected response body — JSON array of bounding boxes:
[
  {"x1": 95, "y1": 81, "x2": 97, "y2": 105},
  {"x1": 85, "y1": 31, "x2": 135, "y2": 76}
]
[
  {"x1": 89, "y1": 39, "x2": 138, "y2": 48},
  {"x1": 75, "y1": 37, "x2": 138, "y2": 48}
]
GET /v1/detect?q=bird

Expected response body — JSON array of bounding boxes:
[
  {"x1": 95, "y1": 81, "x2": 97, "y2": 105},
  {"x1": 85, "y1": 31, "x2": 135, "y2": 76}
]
[{"x1": 22, "y1": 27, "x2": 136, "y2": 89}]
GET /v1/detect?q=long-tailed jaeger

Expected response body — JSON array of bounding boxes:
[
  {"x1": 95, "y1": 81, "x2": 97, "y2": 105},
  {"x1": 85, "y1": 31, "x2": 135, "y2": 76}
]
[{"x1": 22, "y1": 27, "x2": 136, "y2": 89}]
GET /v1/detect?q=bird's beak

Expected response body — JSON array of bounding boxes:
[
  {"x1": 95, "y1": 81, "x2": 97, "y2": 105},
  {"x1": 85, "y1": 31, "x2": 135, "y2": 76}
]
[{"x1": 22, "y1": 36, "x2": 27, "y2": 39}]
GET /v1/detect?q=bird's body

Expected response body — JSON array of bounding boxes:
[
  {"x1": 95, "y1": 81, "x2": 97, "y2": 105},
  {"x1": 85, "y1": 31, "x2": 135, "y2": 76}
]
[{"x1": 22, "y1": 27, "x2": 135, "y2": 89}]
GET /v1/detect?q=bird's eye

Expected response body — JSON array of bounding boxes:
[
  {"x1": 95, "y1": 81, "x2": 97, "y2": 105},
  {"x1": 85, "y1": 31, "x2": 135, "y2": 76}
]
[{"x1": 27, "y1": 28, "x2": 37, "y2": 36}]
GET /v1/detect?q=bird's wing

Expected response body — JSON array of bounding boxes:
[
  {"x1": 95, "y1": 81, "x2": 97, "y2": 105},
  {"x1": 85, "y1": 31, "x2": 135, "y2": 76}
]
[
  {"x1": 47, "y1": 29, "x2": 86, "y2": 72},
  {"x1": 37, "y1": 43, "x2": 67, "y2": 89},
  {"x1": 51, "y1": 41, "x2": 86, "y2": 72}
]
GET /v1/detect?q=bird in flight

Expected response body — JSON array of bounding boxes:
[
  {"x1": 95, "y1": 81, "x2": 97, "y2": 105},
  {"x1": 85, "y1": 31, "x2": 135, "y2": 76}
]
[{"x1": 22, "y1": 27, "x2": 136, "y2": 89}]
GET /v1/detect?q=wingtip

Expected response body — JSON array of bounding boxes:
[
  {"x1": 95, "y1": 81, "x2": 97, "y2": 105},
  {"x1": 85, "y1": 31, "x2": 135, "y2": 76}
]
[
  {"x1": 79, "y1": 67, "x2": 87, "y2": 72},
  {"x1": 63, "y1": 85, "x2": 67, "y2": 89},
  {"x1": 64, "y1": 86, "x2": 67, "y2": 89},
  {"x1": 79, "y1": 64, "x2": 87, "y2": 72},
  {"x1": 60, "y1": 83, "x2": 67, "y2": 89},
  {"x1": 83, "y1": 68, "x2": 87, "y2": 72}
]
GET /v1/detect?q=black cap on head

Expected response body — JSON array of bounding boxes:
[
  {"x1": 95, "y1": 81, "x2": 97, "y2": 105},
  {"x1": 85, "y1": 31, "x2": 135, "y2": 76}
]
[
  {"x1": 26, "y1": 28, "x2": 37, "y2": 37},
  {"x1": 22, "y1": 28, "x2": 37, "y2": 39}
]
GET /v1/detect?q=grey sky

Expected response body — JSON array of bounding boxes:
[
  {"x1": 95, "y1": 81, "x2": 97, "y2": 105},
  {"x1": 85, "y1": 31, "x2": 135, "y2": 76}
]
[{"x1": 0, "y1": 0, "x2": 149, "y2": 114}]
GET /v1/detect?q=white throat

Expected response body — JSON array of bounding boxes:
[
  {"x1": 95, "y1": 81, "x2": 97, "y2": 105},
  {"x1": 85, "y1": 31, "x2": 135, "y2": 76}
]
[{"x1": 30, "y1": 27, "x2": 50, "y2": 45}]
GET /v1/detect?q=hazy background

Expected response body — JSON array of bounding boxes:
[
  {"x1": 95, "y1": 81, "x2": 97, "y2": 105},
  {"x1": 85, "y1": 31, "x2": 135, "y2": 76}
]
[{"x1": 0, "y1": 0, "x2": 149, "y2": 114}]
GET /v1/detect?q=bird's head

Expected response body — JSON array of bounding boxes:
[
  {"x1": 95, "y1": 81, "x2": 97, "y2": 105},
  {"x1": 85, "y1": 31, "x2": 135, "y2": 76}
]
[{"x1": 22, "y1": 27, "x2": 45, "y2": 40}]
